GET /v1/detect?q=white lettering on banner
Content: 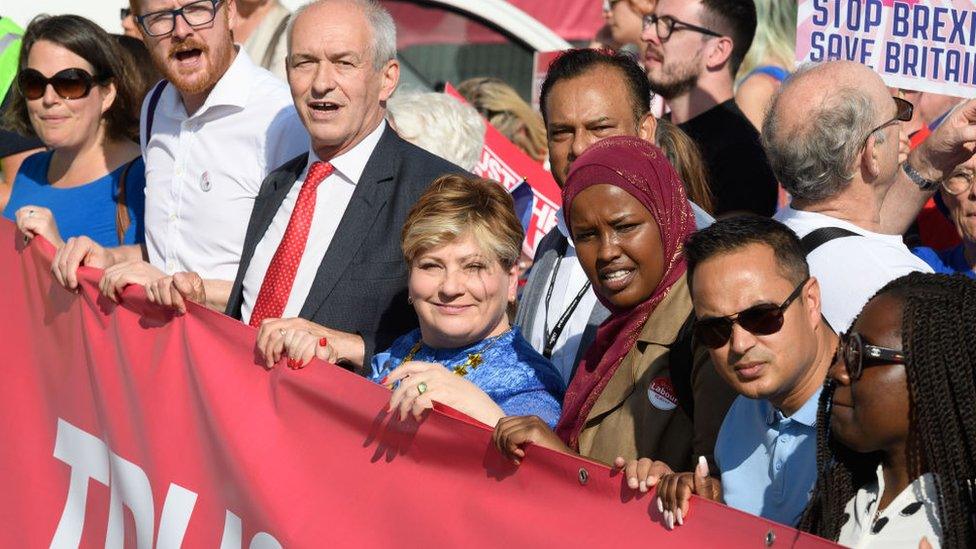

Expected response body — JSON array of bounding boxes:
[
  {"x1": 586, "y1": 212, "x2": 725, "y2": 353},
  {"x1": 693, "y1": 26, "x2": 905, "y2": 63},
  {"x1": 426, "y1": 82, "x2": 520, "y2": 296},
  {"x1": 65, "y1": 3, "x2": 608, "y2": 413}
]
[
  {"x1": 474, "y1": 146, "x2": 560, "y2": 256},
  {"x1": 49, "y1": 418, "x2": 281, "y2": 548}
]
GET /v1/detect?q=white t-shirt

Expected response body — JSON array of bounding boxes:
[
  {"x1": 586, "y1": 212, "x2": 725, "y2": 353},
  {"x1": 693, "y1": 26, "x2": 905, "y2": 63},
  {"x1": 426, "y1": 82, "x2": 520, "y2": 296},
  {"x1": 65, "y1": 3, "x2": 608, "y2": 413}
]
[
  {"x1": 240, "y1": 122, "x2": 386, "y2": 324},
  {"x1": 774, "y1": 207, "x2": 933, "y2": 332},
  {"x1": 141, "y1": 49, "x2": 308, "y2": 280},
  {"x1": 838, "y1": 465, "x2": 942, "y2": 548}
]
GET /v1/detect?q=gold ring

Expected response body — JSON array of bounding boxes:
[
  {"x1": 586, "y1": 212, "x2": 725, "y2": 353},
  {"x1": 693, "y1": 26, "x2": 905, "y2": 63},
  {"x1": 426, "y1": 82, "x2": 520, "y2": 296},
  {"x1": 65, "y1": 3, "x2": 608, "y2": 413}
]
[{"x1": 417, "y1": 382, "x2": 428, "y2": 395}]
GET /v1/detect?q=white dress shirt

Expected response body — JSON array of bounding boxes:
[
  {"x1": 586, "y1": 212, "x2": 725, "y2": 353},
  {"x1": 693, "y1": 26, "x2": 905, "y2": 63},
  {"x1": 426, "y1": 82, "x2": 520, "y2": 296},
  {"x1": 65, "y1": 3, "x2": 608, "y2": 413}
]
[
  {"x1": 240, "y1": 121, "x2": 387, "y2": 324},
  {"x1": 141, "y1": 48, "x2": 308, "y2": 280},
  {"x1": 529, "y1": 208, "x2": 600, "y2": 384},
  {"x1": 774, "y1": 207, "x2": 933, "y2": 332}
]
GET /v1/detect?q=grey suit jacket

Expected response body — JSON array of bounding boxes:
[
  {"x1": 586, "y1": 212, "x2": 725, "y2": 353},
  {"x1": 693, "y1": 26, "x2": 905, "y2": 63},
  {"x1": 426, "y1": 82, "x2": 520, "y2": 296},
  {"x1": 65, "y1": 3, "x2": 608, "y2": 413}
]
[
  {"x1": 515, "y1": 228, "x2": 610, "y2": 379},
  {"x1": 225, "y1": 126, "x2": 465, "y2": 374}
]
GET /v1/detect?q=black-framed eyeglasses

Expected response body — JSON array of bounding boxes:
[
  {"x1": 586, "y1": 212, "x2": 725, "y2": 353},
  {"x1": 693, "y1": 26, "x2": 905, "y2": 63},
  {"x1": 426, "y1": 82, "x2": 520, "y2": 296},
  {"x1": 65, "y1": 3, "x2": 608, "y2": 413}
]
[
  {"x1": 694, "y1": 278, "x2": 808, "y2": 349},
  {"x1": 642, "y1": 14, "x2": 722, "y2": 41},
  {"x1": 864, "y1": 96, "x2": 913, "y2": 145},
  {"x1": 836, "y1": 331, "x2": 905, "y2": 381},
  {"x1": 17, "y1": 68, "x2": 106, "y2": 101},
  {"x1": 120, "y1": 8, "x2": 132, "y2": 20},
  {"x1": 137, "y1": 0, "x2": 223, "y2": 37}
]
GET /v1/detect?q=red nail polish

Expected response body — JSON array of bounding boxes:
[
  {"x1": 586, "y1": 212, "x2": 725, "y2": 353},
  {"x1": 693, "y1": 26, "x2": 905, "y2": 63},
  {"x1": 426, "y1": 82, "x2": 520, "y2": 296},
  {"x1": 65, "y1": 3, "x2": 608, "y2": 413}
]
[
  {"x1": 379, "y1": 375, "x2": 388, "y2": 384},
  {"x1": 319, "y1": 337, "x2": 328, "y2": 347}
]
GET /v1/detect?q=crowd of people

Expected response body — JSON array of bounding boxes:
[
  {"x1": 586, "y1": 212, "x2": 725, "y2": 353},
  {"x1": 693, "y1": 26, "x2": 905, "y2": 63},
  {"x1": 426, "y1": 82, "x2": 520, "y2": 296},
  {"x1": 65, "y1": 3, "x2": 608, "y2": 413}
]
[{"x1": 1, "y1": 0, "x2": 975, "y2": 547}]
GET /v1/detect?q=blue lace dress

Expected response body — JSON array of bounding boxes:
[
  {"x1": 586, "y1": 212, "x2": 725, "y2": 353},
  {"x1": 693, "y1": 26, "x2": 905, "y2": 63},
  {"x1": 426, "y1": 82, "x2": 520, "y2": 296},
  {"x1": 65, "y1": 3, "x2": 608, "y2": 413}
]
[{"x1": 370, "y1": 327, "x2": 565, "y2": 427}]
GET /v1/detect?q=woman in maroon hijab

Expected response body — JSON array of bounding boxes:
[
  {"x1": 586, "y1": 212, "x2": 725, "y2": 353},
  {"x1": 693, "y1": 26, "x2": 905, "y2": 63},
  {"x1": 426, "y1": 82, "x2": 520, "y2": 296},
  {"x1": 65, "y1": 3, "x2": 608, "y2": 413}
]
[{"x1": 494, "y1": 135, "x2": 735, "y2": 473}]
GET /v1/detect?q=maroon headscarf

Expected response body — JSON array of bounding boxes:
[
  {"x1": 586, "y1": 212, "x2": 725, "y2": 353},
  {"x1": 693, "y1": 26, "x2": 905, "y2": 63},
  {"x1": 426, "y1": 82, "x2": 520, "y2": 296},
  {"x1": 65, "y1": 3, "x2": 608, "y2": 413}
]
[{"x1": 554, "y1": 135, "x2": 696, "y2": 450}]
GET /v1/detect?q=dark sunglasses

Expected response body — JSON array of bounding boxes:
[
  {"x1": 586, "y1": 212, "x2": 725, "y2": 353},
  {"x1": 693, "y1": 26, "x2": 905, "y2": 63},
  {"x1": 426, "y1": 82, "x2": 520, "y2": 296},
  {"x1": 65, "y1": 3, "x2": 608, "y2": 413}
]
[
  {"x1": 17, "y1": 68, "x2": 103, "y2": 101},
  {"x1": 863, "y1": 96, "x2": 913, "y2": 145},
  {"x1": 694, "y1": 278, "x2": 808, "y2": 349},
  {"x1": 836, "y1": 331, "x2": 905, "y2": 381}
]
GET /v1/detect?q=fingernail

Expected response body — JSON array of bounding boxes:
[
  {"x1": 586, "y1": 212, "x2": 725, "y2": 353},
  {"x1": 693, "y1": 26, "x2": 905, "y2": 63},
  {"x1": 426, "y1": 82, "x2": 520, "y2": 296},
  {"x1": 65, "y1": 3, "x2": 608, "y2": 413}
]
[
  {"x1": 676, "y1": 509, "x2": 683, "y2": 526},
  {"x1": 657, "y1": 498, "x2": 663, "y2": 513},
  {"x1": 628, "y1": 477, "x2": 638, "y2": 489},
  {"x1": 319, "y1": 337, "x2": 328, "y2": 347},
  {"x1": 647, "y1": 475, "x2": 658, "y2": 486},
  {"x1": 639, "y1": 480, "x2": 646, "y2": 493}
]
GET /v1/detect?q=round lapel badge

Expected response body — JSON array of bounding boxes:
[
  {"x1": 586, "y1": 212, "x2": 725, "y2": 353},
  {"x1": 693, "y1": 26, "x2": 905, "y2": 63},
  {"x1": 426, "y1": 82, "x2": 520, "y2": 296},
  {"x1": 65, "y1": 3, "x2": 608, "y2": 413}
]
[
  {"x1": 647, "y1": 377, "x2": 678, "y2": 411},
  {"x1": 200, "y1": 171, "x2": 212, "y2": 192}
]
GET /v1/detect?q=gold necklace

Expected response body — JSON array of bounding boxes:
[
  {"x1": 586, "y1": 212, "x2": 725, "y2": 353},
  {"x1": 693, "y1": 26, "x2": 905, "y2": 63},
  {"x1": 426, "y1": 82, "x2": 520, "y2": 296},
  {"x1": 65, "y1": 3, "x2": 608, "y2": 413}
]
[{"x1": 401, "y1": 330, "x2": 508, "y2": 377}]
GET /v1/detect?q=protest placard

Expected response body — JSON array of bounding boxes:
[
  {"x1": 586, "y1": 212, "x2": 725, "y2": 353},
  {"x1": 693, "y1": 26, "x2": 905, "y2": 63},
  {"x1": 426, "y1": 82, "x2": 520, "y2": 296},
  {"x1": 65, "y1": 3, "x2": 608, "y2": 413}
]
[{"x1": 797, "y1": 0, "x2": 976, "y2": 97}]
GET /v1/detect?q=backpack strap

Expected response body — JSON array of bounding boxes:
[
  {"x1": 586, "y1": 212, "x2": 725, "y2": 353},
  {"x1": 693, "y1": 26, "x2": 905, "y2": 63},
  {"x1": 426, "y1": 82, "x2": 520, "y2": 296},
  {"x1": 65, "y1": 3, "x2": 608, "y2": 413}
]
[
  {"x1": 800, "y1": 226, "x2": 861, "y2": 255},
  {"x1": 667, "y1": 311, "x2": 697, "y2": 418},
  {"x1": 143, "y1": 80, "x2": 167, "y2": 148}
]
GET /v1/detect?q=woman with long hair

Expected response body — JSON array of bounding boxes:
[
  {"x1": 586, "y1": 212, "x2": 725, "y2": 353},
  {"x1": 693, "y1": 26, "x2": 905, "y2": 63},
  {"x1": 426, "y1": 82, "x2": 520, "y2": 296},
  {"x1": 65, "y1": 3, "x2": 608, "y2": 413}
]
[
  {"x1": 3, "y1": 15, "x2": 145, "y2": 247},
  {"x1": 800, "y1": 273, "x2": 976, "y2": 548}
]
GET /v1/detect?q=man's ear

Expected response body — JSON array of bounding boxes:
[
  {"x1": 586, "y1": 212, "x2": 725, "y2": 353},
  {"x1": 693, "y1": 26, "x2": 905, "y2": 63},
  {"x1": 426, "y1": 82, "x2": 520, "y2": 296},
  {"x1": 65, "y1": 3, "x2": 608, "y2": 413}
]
[
  {"x1": 638, "y1": 113, "x2": 658, "y2": 144},
  {"x1": 804, "y1": 276, "x2": 823, "y2": 329},
  {"x1": 704, "y1": 36, "x2": 734, "y2": 71},
  {"x1": 378, "y1": 59, "x2": 400, "y2": 102},
  {"x1": 860, "y1": 133, "x2": 882, "y2": 180}
]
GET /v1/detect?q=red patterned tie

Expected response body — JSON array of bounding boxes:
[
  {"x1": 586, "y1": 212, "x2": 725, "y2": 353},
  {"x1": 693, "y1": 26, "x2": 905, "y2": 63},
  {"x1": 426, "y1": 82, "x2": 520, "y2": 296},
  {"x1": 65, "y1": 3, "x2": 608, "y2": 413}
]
[{"x1": 249, "y1": 161, "x2": 334, "y2": 327}]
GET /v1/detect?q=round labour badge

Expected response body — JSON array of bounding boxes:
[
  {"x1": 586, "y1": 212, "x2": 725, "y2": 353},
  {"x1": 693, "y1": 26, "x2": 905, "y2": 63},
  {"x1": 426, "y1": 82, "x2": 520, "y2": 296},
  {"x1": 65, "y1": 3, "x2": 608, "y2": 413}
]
[{"x1": 647, "y1": 377, "x2": 678, "y2": 411}]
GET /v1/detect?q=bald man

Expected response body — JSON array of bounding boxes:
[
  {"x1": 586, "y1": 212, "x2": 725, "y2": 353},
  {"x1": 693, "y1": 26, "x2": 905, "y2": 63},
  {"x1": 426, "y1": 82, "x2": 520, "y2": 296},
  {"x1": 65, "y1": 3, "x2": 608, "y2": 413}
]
[{"x1": 763, "y1": 60, "x2": 976, "y2": 331}]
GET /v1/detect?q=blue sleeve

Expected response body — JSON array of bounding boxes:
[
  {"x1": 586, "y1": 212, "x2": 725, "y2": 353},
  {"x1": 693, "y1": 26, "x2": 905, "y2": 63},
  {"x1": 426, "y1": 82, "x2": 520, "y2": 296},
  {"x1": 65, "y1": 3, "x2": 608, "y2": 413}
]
[
  {"x1": 369, "y1": 351, "x2": 393, "y2": 383},
  {"x1": 122, "y1": 157, "x2": 147, "y2": 245},
  {"x1": 912, "y1": 246, "x2": 951, "y2": 274},
  {"x1": 497, "y1": 389, "x2": 562, "y2": 429}
]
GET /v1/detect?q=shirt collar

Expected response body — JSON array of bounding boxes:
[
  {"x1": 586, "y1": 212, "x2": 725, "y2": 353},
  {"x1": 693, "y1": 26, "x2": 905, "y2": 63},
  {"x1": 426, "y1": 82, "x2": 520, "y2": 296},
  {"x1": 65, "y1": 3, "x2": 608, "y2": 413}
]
[
  {"x1": 305, "y1": 120, "x2": 386, "y2": 186},
  {"x1": 765, "y1": 386, "x2": 822, "y2": 427},
  {"x1": 188, "y1": 47, "x2": 254, "y2": 117}
]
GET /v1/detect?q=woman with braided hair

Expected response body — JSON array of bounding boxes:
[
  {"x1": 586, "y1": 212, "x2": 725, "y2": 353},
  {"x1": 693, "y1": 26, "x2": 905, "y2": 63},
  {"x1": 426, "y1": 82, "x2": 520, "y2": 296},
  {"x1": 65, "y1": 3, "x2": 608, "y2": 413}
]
[{"x1": 799, "y1": 272, "x2": 976, "y2": 548}]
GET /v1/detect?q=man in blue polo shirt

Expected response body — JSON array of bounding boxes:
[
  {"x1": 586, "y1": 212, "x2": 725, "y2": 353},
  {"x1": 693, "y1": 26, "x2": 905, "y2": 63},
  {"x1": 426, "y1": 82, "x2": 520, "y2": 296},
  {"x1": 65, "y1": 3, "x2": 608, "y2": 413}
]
[{"x1": 636, "y1": 216, "x2": 837, "y2": 529}]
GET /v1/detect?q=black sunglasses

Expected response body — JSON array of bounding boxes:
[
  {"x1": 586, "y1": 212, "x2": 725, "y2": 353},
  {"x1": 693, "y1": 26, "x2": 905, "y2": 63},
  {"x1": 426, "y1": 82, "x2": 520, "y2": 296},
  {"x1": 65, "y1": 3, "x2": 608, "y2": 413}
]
[
  {"x1": 836, "y1": 331, "x2": 905, "y2": 381},
  {"x1": 642, "y1": 14, "x2": 722, "y2": 40},
  {"x1": 694, "y1": 279, "x2": 808, "y2": 349},
  {"x1": 17, "y1": 68, "x2": 103, "y2": 101}
]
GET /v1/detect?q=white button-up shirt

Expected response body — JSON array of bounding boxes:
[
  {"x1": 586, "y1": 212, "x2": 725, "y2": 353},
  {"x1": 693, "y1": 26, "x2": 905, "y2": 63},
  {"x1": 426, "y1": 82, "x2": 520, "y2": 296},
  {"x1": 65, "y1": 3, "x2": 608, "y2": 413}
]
[
  {"x1": 529, "y1": 208, "x2": 600, "y2": 385},
  {"x1": 141, "y1": 49, "x2": 308, "y2": 280},
  {"x1": 240, "y1": 121, "x2": 387, "y2": 324}
]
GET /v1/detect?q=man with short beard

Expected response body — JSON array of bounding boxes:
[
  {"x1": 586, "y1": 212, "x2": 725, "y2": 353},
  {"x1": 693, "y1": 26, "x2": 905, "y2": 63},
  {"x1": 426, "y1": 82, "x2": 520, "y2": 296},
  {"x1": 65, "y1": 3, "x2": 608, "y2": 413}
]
[
  {"x1": 643, "y1": 0, "x2": 777, "y2": 217},
  {"x1": 52, "y1": 0, "x2": 307, "y2": 300}
]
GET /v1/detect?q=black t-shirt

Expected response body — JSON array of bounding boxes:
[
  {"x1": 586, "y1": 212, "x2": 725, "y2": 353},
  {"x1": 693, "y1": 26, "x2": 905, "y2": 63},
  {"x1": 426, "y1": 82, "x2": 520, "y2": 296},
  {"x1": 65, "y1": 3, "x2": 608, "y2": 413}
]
[{"x1": 678, "y1": 99, "x2": 778, "y2": 217}]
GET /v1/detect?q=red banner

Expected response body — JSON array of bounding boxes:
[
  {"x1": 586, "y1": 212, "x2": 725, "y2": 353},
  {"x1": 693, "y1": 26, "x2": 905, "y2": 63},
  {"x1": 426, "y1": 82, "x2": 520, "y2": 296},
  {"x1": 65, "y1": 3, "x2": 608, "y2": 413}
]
[
  {"x1": 0, "y1": 221, "x2": 838, "y2": 548},
  {"x1": 444, "y1": 84, "x2": 561, "y2": 258}
]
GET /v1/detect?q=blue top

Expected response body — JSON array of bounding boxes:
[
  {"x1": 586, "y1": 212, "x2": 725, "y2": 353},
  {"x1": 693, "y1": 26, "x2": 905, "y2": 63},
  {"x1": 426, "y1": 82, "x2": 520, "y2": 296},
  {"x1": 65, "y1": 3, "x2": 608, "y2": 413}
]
[
  {"x1": 3, "y1": 150, "x2": 146, "y2": 247},
  {"x1": 912, "y1": 244, "x2": 975, "y2": 278},
  {"x1": 714, "y1": 388, "x2": 821, "y2": 527},
  {"x1": 743, "y1": 65, "x2": 791, "y2": 83},
  {"x1": 370, "y1": 327, "x2": 565, "y2": 428}
]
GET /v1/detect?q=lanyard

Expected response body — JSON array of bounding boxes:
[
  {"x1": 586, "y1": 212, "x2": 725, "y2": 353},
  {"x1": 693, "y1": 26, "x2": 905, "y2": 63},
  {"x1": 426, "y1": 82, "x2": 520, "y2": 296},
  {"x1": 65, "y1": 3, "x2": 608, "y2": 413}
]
[{"x1": 542, "y1": 255, "x2": 591, "y2": 359}]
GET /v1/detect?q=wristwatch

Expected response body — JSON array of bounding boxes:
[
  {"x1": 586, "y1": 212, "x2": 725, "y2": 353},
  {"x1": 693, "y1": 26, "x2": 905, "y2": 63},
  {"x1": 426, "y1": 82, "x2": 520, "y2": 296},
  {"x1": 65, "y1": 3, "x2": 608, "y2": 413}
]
[{"x1": 901, "y1": 161, "x2": 940, "y2": 191}]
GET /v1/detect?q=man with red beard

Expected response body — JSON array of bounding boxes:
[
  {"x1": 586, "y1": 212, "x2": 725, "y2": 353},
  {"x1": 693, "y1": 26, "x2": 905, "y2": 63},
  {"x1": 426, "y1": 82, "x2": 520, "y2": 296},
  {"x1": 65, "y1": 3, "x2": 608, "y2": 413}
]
[{"x1": 52, "y1": 0, "x2": 307, "y2": 301}]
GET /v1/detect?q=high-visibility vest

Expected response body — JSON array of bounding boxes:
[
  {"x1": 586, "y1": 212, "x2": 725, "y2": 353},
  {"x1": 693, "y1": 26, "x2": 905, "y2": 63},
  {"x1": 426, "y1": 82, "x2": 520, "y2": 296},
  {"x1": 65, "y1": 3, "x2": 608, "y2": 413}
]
[{"x1": 0, "y1": 18, "x2": 25, "y2": 104}]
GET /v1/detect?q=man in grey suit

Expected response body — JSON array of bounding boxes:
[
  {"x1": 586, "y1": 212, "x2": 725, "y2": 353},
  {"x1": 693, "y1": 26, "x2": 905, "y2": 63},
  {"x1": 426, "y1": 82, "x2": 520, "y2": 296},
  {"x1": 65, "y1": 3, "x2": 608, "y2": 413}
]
[
  {"x1": 517, "y1": 49, "x2": 713, "y2": 385},
  {"x1": 148, "y1": 0, "x2": 462, "y2": 374}
]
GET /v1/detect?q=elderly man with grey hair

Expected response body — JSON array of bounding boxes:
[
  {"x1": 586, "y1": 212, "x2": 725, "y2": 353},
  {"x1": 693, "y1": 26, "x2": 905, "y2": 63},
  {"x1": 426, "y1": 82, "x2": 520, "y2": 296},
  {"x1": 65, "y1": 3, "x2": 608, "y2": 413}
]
[
  {"x1": 765, "y1": 60, "x2": 976, "y2": 332},
  {"x1": 387, "y1": 90, "x2": 486, "y2": 171},
  {"x1": 147, "y1": 0, "x2": 466, "y2": 375}
]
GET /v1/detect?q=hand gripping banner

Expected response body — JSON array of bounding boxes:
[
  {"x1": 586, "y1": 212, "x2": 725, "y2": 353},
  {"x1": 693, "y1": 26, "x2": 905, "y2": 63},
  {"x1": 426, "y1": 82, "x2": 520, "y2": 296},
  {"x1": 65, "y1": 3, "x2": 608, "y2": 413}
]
[{"x1": 0, "y1": 221, "x2": 838, "y2": 548}]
